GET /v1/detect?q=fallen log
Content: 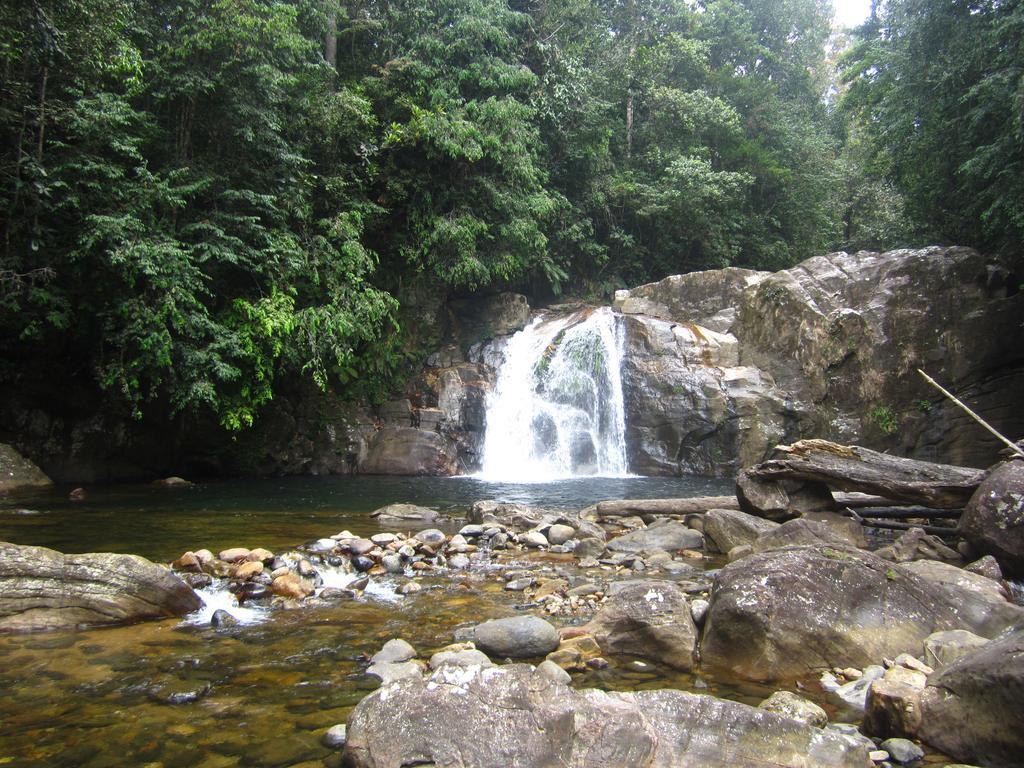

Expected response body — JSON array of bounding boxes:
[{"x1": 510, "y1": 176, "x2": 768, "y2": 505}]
[
  {"x1": 747, "y1": 439, "x2": 986, "y2": 508},
  {"x1": 857, "y1": 519, "x2": 960, "y2": 538},
  {"x1": 588, "y1": 496, "x2": 739, "y2": 518},
  {"x1": 849, "y1": 506, "x2": 962, "y2": 520}
]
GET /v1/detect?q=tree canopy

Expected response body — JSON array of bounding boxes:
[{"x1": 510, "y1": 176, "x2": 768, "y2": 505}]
[{"x1": 1, "y1": 0, "x2": 1017, "y2": 430}]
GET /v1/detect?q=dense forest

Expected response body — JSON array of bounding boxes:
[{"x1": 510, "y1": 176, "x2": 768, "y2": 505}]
[{"x1": 1, "y1": 0, "x2": 1022, "y2": 432}]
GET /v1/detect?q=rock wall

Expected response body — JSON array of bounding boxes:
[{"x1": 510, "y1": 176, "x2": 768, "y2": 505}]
[{"x1": 616, "y1": 246, "x2": 1024, "y2": 474}]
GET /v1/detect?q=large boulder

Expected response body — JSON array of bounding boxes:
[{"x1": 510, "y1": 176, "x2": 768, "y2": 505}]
[
  {"x1": 704, "y1": 508, "x2": 780, "y2": 553},
  {"x1": 342, "y1": 663, "x2": 873, "y2": 768},
  {"x1": 605, "y1": 521, "x2": 704, "y2": 554},
  {"x1": 619, "y1": 314, "x2": 796, "y2": 477},
  {"x1": 701, "y1": 545, "x2": 1024, "y2": 683},
  {"x1": 732, "y1": 247, "x2": 1024, "y2": 468},
  {"x1": 0, "y1": 542, "x2": 202, "y2": 632},
  {"x1": 895, "y1": 628, "x2": 1024, "y2": 767},
  {"x1": 0, "y1": 443, "x2": 53, "y2": 495},
  {"x1": 369, "y1": 503, "x2": 440, "y2": 524},
  {"x1": 958, "y1": 459, "x2": 1024, "y2": 577},
  {"x1": 359, "y1": 427, "x2": 458, "y2": 476},
  {"x1": 585, "y1": 580, "x2": 698, "y2": 670}
]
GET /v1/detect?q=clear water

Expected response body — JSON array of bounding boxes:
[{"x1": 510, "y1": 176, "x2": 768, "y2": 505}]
[
  {"x1": 0, "y1": 474, "x2": 731, "y2": 561},
  {"x1": 0, "y1": 474, "x2": 954, "y2": 767},
  {"x1": 479, "y1": 307, "x2": 630, "y2": 480}
]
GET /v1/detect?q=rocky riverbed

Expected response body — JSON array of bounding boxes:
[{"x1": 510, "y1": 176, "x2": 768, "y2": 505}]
[{"x1": 5, "y1": 463, "x2": 1022, "y2": 767}]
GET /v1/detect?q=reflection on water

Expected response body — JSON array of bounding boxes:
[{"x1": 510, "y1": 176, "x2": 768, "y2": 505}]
[
  {"x1": 0, "y1": 474, "x2": 732, "y2": 560},
  {"x1": 0, "y1": 474, "x2": 763, "y2": 767}
]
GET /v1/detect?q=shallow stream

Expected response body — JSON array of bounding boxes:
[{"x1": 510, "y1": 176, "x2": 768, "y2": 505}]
[{"x1": 0, "y1": 476, "x2": 952, "y2": 767}]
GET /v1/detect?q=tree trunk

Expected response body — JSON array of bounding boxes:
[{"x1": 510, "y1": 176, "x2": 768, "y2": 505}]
[
  {"x1": 325, "y1": 11, "x2": 338, "y2": 70},
  {"x1": 747, "y1": 439, "x2": 986, "y2": 508}
]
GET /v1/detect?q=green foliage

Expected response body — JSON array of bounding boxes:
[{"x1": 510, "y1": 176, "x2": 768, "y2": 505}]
[
  {"x1": 839, "y1": 0, "x2": 1024, "y2": 253},
  {"x1": 870, "y1": 405, "x2": 900, "y2": 435},
  {"x1": 6, "y1": 0, "x2": 1014, "y2": 437}
]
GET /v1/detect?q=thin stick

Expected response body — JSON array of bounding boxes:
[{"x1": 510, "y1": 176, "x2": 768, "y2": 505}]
[
  {"x1": 918, "y1": 369, "x2": 1024, "y2": 457},
  {"x1": 854, "y1": 507, "x2": 962, "y2": 519}
]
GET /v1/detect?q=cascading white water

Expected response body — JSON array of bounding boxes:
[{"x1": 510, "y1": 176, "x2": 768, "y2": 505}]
[{"x1": 478, "y1": 306, "x2": 629, "y2": 481}]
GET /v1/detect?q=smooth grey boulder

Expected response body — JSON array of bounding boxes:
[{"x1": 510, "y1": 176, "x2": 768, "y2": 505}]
[
  {"x1": 0, "y1": 541, "x2": 202, "y2": 632},
  {"x1": 959, "y1": 459, "x2": 1024, "y2": 577},
  {"x1": 701, "y1": 545, "x2": 1024, "y2": 683},
  {"x1": 606, "y1": 522, "x2": 703, "y2": 554},
  {"x1": 371, "y1": 638, "x2": 417, "y2": 664},
  {"x1": 585, "y1": 580, "x2": 698, "y2": 671},
  {"x1": 875, "y1": 526, "x2": 962, "y2": 564},
  {"x1": 470, "y1": 615, "x2": 560, "y2": 659},
  {"x1": 0, "y1": 443, "x2": 53, "y2": 495},
  {"x1": 704, "y1": 508, "x2": 779, "y2": 553},
  {"x1": 342, "y1": 663, "x2": 873, "y2": 768},
  {"x1": 369, "y1": 503, "x2": 440, "y2": 524}
]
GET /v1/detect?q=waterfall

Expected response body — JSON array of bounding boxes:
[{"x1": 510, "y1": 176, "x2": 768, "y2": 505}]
[{"x1": 478, "y1": 306, "x2": 629, "y2": 480}]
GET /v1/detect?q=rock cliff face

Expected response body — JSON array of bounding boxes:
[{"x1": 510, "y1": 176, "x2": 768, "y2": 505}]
[
  {"x1": 616, "y1": 246, "x2": 1024, "y2": 474},
  {"x1": 3, "y1": 249, "x2": 1020, "y2": 480}
]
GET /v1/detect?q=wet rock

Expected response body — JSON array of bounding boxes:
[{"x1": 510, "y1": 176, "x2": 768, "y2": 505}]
[
  {"x1": 68, "y1": 487, "x2": 87, "y2": 501},
  {"x1": 397, "y1": 581, "x2": 421, "y2": 595},
  {"x1": 233, "y1": 561, "x2": 263, "y2": 581},
  {"x1": 381, "y1": 554, "x2": 404, "y2": 574},
  {"x1": 0, "y1": 443, "x2": 54, "y2": 494},
  {"x1": 958, "y1": 459, "x2": 1024, "y2": 577},
  {"x1": 415, "y1": 529, "x2": 447, "y2": 548},
  {"x1": 758, "y1": 690, "x2": 828, "y2": 727},
  {"x1": 172, "y1": 552, "x2": 202, "y2": 572},
  {"x1": 704, "y1": 508, "x2": 779, "y2": 553},
  {"x1": 875, "y1": 527, "x2": 962, "y2": 564},
  {"x1": 0, "y1": 542, "x2": 202, "y2": 632},
  {"x1": 371, "y1": 639, "x2": 417, "y2": 664},
  {"x1": 296, "y1": 559, "x2": 317, "y2": 577},
  {"x1": 347, "y1": 539, "x2": 375, "y2": 556},
  {"x1": 470, "y1": 615, "x2": 560, "y2": 659},
  {"x1": 247, "y1": 548, "x2": 274, "y2": 564},
  {"x1": 351, "y1": 556, "x2": 374, "y2": 573},
  {"x1": 341, "y1": 663, "x2": 872, "y2": 768},
  {"x1": 879, "y1": 738, "x2": 923, "y2": 765},
  {"x1": 605, "y1": 522, "x2": 703, "y2": 554},
  {"x1": 505, "y1": 577, "x2": 534, "y2": 592},
  {"x1": 370, "y1": 503, "x2": 440, "y2": 523},
  {"x1": 923, "y1": 629, "x2": 989, "y2": 670},
  {"x1": 270, "y1": 573, "x2": 313, "y2": 600},
  {"x1": 218, "y1": 547, "x2": 251, "y2": 563},
  {"x1": 181, "y1": 572, "x2": 213, "y2": 590},
  {"x1": 322, "y1": 724, "x2": 347, "y2": 750},
  {"x1": 915, "y1": 627, "x2": 1024, "y2": 767},
  {"x1": 447, "y1": 553, "x2": 470, "y2": 570},
  {"x1": 459, "y1": 524, "x2": 485, "y2": 538},
  {"x1": 701, "y1": 545, "x2": 1022, "y2": 683},
  {"x1": 211, "y1": 609, "x2": 239, "y2": 629},
  {"x1": 585, "y1": 580, "x2": 697, "y2": 671}
]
